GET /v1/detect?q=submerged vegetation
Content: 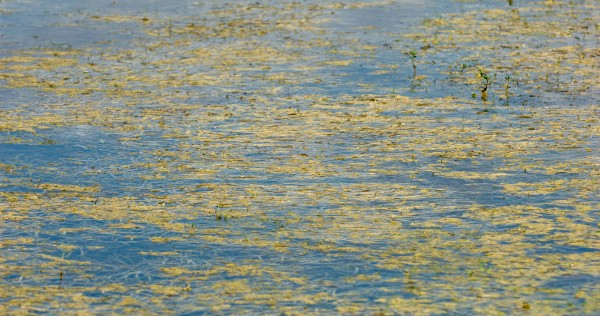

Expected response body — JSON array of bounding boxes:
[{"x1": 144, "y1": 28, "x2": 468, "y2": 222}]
[{"x1": 0, "y1": 0, "x2": 598, "y2": 314}]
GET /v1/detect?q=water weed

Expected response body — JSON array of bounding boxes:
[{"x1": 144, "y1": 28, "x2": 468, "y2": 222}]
[
  {"x1": 477, "y1": 67, "x2": 493, "y2": 102},
  {"x1": 408, "y1": 50, "x2": 418, "y2": 78}
]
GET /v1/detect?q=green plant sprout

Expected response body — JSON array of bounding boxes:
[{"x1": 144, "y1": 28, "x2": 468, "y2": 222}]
[
  {"x1": 504, "y1": 75, "x2": 511, "y2": 106},
  {"x1": 408, "y1": 51, "x2": 417, "y2": 77},
  {"x1": 477, "y1": 67, "x2": 492, "y2": 102},
  {"x1": 460, "y1": 63, "x2": 468, "y2": 73}
]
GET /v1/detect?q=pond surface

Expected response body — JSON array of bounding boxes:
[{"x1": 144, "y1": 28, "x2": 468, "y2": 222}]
[{"x1": 1, "y1": 0, "x2": 599, "y2": 314}]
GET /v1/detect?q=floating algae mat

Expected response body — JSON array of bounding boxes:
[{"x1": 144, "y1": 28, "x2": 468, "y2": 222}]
[{"x1": 0, "y1": 0, "x2": 599, "y2": 314}]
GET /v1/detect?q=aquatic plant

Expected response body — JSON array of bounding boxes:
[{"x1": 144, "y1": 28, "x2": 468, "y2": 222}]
[
  {"x1": 477, "y1": 67, "x2": 492, "y2": 102},
  {"x1": 504, "y1": 75, "x2": 511, "y2": 106},
  {"x1": 408, "y1": 50, "x2": 417, "y2": 77}
]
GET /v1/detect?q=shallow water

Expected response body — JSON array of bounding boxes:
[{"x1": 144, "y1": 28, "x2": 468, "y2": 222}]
[{"x1": 1, "y1": 0, "x2": 599, "y2": 314}]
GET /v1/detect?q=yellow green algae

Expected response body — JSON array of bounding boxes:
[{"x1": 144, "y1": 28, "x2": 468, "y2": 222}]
[{"x1": 0, "y1": 0, "x2": 599, "y2": 314}]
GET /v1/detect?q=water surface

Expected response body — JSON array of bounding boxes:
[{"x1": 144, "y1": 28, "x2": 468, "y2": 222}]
[{"x1": 1, "y1": 0, "x2": 598, "y2": 314}]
